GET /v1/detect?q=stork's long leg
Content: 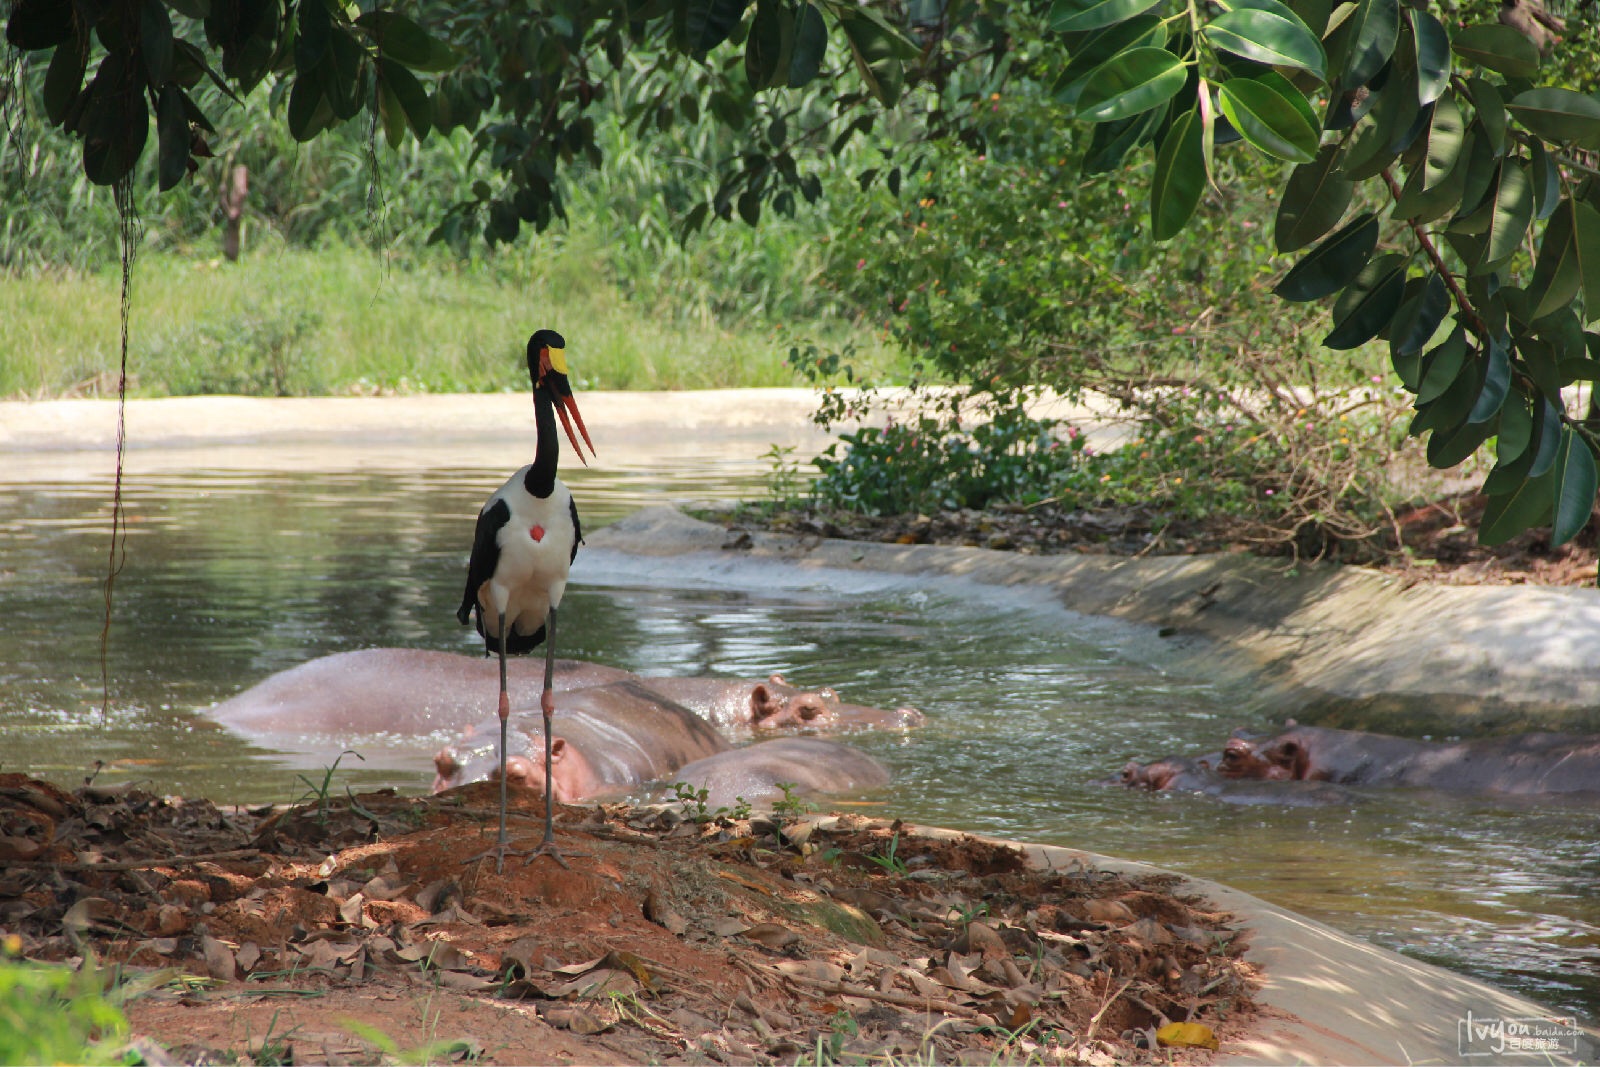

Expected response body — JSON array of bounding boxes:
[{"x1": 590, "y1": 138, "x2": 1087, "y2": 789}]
[
  {"x1": 464, "y1": 609, "x2": 515, "y2": 872},
  {"x1": 541, "y1": 605, "x2": 557, "y2": 847},
  {"x1": 522, "y1": 606, "x2": 576, "y2": 867}
]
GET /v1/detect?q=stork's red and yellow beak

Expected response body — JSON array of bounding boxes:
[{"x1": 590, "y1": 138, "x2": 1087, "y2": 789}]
[{"x1": 538, "y1": 345, "x2": 595, "y2": 465}]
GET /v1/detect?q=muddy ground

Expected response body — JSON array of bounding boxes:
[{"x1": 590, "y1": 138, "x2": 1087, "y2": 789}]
[{"x1": 1, "y1": 774, "x2": 1256, "y2": 1065}]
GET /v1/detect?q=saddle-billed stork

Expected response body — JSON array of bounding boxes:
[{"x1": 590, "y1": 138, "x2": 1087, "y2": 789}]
[{"x1": 457, "y1": 328, "x2": 594, "y2": 870}]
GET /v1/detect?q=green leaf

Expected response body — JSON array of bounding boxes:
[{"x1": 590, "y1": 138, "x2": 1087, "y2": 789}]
[
  {"x1": 1417, "y1": 324, "x2": 1467, "y2": 403},
  {"x1": 1550, "y1": 427, "x2": 1598, "y2": 545},
  {"x1": 376, "y1": 77, "x2": 406, "y2": 148},
  {"x1": 1410, "y1": 9, "x2": 1450, "y2": 105},
  {"x1": 1274, "y1": 211, "x2": 1378, "y2": 301},
  {"x1": 155, "y1": 83, "x2": 189, "y2": 191},
  {"x1": 1204, "y1": 8, "x2": 1326, "y2": 78},
  {"x1": 1468, "y1": 336, "x2": 1511, "y2": 424},
  {"x1": 1341, "y1": 0, "x2": 1398, "y2": 88},
  {"x1": 1390, "y1": 272, "x2": 1450, "y2": 358},
  {"x1": 1479, "y1": 466, "x2": 1554, "y2": 544},
  {"x1": 141, "y1": 0, "x2": 175, "y2": 87},
  {"x1": 354, "y1": 10, "x2": 459, "y2": 72},
  {"x1": 1451, "y1": 23, "x2": 1540, "y2": 78},
  {"x1": 1076, "y1": 47, "x2": 1187, "y2": 122},
  {"x1": 1049, "y1": 0, "x2": 1163, "y2": 35},
  {"x1": 295, "y1": 0, "x2": 332, "y2": 73},
  {"x1": 682, "y1": 0, "x2": 750, "y2": 57},
  {"x1": 1081, "y1": 107, "x2": 1164, "y2": 172},
  {"x1": 79, "y1": 55, "x2": 149, "y2": 186},
  {"x1": 5, "y1": 0, "x2": 73, "y2": 49},
  {"x1": 1466, "y1": 77, "x2": 1507, "y2": 156},
  {"x1": 1529, "y1": 200, "x2": 1583, "y2": 321},
  {"x1": 1428, "y1": 412, "x2": 1496, "y2": 468},
  {"x1": 1506, "y1": 88, "x2": 1600, "y2": 150},
  {"x1": 1419, "y1": 93, "x2": 1464, "y2": 192},
  {"x1": 379, "y1": 55, "x2": 431, "y2": 138},
  {"x1": 1530, "y1": 141, "x2": 1559, "y2": 222},
  {"x1": 42, "y1": 34, "x2": 88, "y2": 125},
  {"x1": 1053, "y1": 15, "x2": 1164, "y2": 106},
  {"x1": 287, "y1": 73, "x2": 331, "y2": 142},
  {"x1": 1275, "y1": 143, "x2": 1353, "y2": 252},
  {"x1": 1530, "y1": 396, "x2": 1565, "y2": 479},
  {"x1": 1394, "y1": 128, "x2": 1470, "y2": 223},
  {"x1": 1481, "y1": 160, "x2": 1533, "y2": 268},
  {"x1": 1151, "y1": 107, "x2": 1206, "y2": 240},
  {"x1": 745, "y1": 0, "x2": 785, "y2": 90},
  {"x1": 319, "y1": 29, "x2": 365, "y2": 122},
  {"x1": 1496, "y1": 387, "x2": 1533, "y2": 465},
  {"x1": 1217, "y1": 75, "x2": 1319, "y2": 162},
  {"x1": 839, "y1": 10, "x2": 913, "y2": 107},
  {"x1": 1575, "y1": 201, "x2": 1600, "y2": 323},
  {"x1": 788, "y1": 3, "x2": 827, "y2": 87},
  {"x1": 1325, "y1": 251, "x2": 1407, "y2": 349}
]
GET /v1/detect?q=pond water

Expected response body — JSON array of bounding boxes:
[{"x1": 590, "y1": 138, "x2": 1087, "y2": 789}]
[{"x1": 1, "y1": 456, "x2": 1596, "y2": 1023}]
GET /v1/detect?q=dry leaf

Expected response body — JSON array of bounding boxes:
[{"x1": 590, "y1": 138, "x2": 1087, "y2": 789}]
[
  {"x1": 1086, "y1": 899, "x2": 1135, "y2": 924},
  {"x1": 774, "y1": 959, "x2": 845, "y2": 984},
  {"x1": 1155, "y1": 1022, "x2": 1218, "y2": 1050},
  {"x1": 544, "y1": 1006, "x2": 611, "y2": 1034},
  {"x1": 200, "y1": 935, "x2": 238, "y2": 981},
  {"x1": 741, "y1": 923, "x2": 800, "y2": 951}
]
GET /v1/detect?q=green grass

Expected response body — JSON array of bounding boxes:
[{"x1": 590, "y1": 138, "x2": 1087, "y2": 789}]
[{"x1": 1, "y1": 236, "x2": 903, "y2": 399}]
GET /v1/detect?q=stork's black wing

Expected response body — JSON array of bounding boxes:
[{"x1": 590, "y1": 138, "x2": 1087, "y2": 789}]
[
  {"x1": 457, "y1": 497, "x2": 509, "y2": 627},
  {"x1": 569, "y1": 495, "x2": 583, "y2": 564}
]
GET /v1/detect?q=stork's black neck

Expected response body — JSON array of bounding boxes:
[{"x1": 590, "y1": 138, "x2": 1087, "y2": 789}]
[{"x1": 523, "y1": 382, "x2": 559, "y2": 498}]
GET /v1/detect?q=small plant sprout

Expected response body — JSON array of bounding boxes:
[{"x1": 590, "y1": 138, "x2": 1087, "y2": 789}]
[{"x1": 869, "y1": 830, "x2": 909, "y2": 875}]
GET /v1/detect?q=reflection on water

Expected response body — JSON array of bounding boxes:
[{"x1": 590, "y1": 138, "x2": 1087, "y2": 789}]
[{"x1": 0, "y1": 462, "x2": 1596, "y2": 1021}]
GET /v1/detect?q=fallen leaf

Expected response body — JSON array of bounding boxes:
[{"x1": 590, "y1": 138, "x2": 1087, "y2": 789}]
[
  {"x1": 742, "y1": 923, "x2": 800, "y2": 951},
  {"x1": 544, "y1": 1006, "x2": 612, "y2": 1034},
  {"x1": 1156, "y1": 1021, "x2": 1218, "y2": 1050},
  {"x1": 1086, "y1": 899, "x2": 1135, "y2": 924}
]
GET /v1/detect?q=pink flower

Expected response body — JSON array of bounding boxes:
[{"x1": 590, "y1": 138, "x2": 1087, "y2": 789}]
[{"x1": 856, "y1": 259, "x2": 866, "y2": 270}]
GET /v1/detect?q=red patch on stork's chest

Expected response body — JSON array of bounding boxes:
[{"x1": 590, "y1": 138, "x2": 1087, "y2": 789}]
[{"x1": 529, "y1": 525, "x2": 546, "y2": 542}]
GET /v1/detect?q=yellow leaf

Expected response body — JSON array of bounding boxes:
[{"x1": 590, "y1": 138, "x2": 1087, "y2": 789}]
[{"x1": 1156, "y1": 1022, "x2": 1219, "y2": 1050}]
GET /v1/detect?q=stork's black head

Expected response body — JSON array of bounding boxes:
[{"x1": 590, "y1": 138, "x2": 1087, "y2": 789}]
[{"x1": 525, "y1": 328, "x2": 594, "y2": 463}]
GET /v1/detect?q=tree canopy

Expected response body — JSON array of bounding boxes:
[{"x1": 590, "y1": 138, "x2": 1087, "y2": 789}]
[{"x1": 5, "y1": 0, "x2": 1600, "y2": 549}]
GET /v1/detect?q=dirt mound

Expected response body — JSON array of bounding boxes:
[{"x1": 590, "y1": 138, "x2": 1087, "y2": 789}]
[{"x1": 0, "y1": 774, "x2": 1257, "y2": 1064}]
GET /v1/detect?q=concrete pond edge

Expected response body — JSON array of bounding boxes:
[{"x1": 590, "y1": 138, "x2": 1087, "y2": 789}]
[
  {"x1": 592, "y1": 507, "x2": 1600, "y2": 1065},
  {"x1": 591, "y1": 506, "x2": 1600, "y2": 736}
]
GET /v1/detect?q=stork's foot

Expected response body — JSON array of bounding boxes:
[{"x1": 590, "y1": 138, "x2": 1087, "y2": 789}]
[
  {"x1": 461, "y1": 836, "x2": 517, "y2": 874},
  {"x1": 519, "y1": 831, "x2": 585, "y2": 869}
]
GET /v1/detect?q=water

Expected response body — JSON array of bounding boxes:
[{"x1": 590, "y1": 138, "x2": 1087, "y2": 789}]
[{"x1": 1, "y1": 459, "x2": 1596, "y2": 1022}]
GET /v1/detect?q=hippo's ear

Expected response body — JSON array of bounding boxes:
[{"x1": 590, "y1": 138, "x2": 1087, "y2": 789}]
[
  {"x1": 749, "y1": 684, "x2": 783, "y2": 724},
  {"x1": 550, "y1": 737, "x2": 568, "y2": 762},
  {"x1": 768, "y1": 673, "x2": 787, "y2": 686},
  {"x1": 431, "y1": 749, "x2": 460, "y2": 794}
]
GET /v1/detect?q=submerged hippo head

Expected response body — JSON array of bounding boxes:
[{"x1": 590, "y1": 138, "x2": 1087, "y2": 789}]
[
  {"x1": 1218, "y1": 735, "x2": 1299, "y2": 780},
  {"x1": 431, "y1": 723, "x2": 601, "y2": 803},
  {"x1": 1118, "y1": 756, "x2": 1213, "y2": 791},
  {"x1": 752, "y1": 674, "x2": 925, "y2": 730}
]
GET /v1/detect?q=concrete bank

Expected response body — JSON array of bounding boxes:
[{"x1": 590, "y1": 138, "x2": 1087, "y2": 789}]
[{"x1": 590, "y1": 507, "x2": 1600, "y2": 735}]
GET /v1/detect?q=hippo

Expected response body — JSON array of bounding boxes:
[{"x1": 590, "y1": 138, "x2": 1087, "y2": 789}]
[
  {"x1": 1113, "y1": 755, "x2": 1355, "y2": 806},
  {"x1": 208, "y1": 648, "x2": 636, "y2": 740},
  {"x1": 638, "y1": 674, "x2": 924, "y2": 732},
  {"x1": 208, "y1": 648, "x2": 922, "y2": 745},
  {"x1": 663, "y1": 738, "x2": 891, "y2": 809},
  {"x1": 431, "y1": 681, "x2": 729, "y2": 802},
  {"x1": 1219, "y1": 723, "x2": 1600, "y2": 795}
]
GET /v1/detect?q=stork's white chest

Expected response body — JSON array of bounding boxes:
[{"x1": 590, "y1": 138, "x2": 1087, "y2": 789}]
[{"x1": 486, "y1": 470, "x2": 577, "y2": 608}]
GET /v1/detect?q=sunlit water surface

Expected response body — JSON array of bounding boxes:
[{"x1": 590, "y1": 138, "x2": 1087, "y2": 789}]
[{"x1": 1, "y1": 459, "x2": 1596, "y2": 1022}]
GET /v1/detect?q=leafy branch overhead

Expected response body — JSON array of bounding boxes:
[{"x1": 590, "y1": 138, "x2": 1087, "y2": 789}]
[{"x1": 5, "y1": 0, "x2": 1600, "y2": 546}]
